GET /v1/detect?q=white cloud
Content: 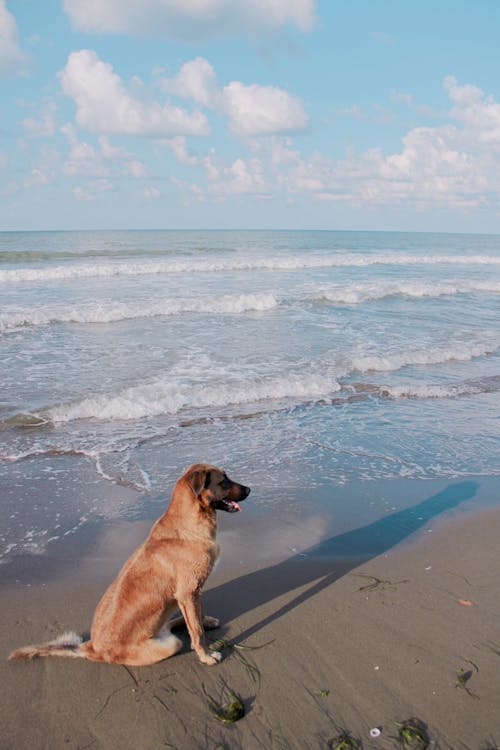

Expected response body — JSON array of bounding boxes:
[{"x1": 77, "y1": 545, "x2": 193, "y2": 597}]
[
  {"x1": 61, "y1": 123, "x2": 149, "y2": 184},
  {"x1": 391, "y1": 90, "x2": 435, "y2": 117},
  {"x1": 73, "y1": 185, "x2": 94, "y2": 201},
  {"x1": 58, "y1": 50, "x2": 210, "y2": 137},
  {"x1": 142, "y1": 185, "x2": 160, "y2": 199},
  {"x1": 222, "y1": 156, "x2": 269, "y2": 196},
  {"x1": 287, "y1": 79, "x2": 500, "y2": 208},
  {"x1": 62, "y1": 0, "x2": 316, "y2": 40},
  {"x1": 72, "y1": 179, "x2": 115, "y2": 201},
  {"x1": 392, "y1": 90, "x2": 414, "y2": 108},
  {"x1": 98, "y1": 135, "x2": 127, "y2": 160},
  {"x1": 21, "y1": 101, "x2": 58, "y2": 138},
  {"x1": 25, "y1": 168, "x2": 50, "y2": 187},
  {"x1": 169, "y1": 78, "x2": 500, "y2": 211},
  {"x1": 202, "y1": 155, "x2": 270, "y2": 198},
  {"x1": 166, "y1": 137, "x2": 271, "y2": 199},
  {"x1": 124, "y1": 159, "x2": 149, "y2": 178},
  {"x1": 445, "y1": 75, "x2": 500, "y2": 146},
  {"x1": 223, "y1": 81, "x2": 308, "y2": 135},
  {"x1": 164, "y1": 136, "x2": 204, "y2": 165},
  {"x1": 162, "y1": 57, "x2": 220, "y2": 108},
  {"x1": 61, "y1": 123, "x2": 110, "y2": 177},
  {"x1": 0, "y1": 0, "x2": 29, "y2": 75},
  {"x1": 162, "y1": 57, "x2": 309, "y2": 136}
]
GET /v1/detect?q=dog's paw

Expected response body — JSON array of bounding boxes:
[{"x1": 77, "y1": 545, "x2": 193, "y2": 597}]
[
  {"x1": 199, "y1": 650, "x2": 222, "y2": 666},
  {"x1": 203, "y1": 615, "x2": 220, "y2": 630}
]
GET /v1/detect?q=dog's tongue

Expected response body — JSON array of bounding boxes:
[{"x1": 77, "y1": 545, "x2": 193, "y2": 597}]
[{"x1": 230, "y1": 501, "x2": 242, "y2": 512}]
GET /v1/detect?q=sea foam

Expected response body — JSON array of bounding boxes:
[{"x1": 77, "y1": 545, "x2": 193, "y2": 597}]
[
  {"x1": 349, "y1": 339, "x2": 499, "y2": 373},
  {"x1": 2, "y1": 252, "x2": 500, "y2": 283},
  {"x1": 0, "y1": 293, "x2": 278, "y2": 331},
  {"x1": 38, "y1": 337, "x2": 499, "y2": 423},
  {"x1": 316, "y1": 279, "x2": 500, "y2": 304},
  {"x1": 44, "y1": 372, "x2": 339, "y2": 423}
]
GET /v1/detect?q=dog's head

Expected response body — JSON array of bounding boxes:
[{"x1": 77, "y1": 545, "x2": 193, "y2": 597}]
[{"x1": 184, "y1": 463, "x2": 250, "y2": 513}]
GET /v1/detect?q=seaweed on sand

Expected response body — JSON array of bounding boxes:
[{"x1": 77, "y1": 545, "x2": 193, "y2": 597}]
[
  {"x1": 396, "y1": 717, "x2": 430, "y2": 749},
  {"x1": 203, "y1": 680, "x2": 246, "y2": 725},
  {"x1": 327, "y1": 729, "x2": 362, "y2": 749},
  {"x1": 209, "y1": 637, "x2": 274, "y2": 685}
]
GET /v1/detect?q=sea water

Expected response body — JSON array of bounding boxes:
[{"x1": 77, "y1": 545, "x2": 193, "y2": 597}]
[{"x1": 1, "y1": 230, "x2": 499, "y2": 564}]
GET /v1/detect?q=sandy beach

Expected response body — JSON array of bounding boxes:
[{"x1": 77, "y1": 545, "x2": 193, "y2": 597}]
[
  {"x1": 3, "y1": 0, "x2": 500, "y2": 741},
  {"x1": 2, "y1": 477, "x2": 499, "y2": 750}
]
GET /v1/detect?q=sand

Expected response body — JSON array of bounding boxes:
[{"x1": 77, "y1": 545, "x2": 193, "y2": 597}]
[{"x1": 1, "y1": 480, "x2": 500, "y2": 750}]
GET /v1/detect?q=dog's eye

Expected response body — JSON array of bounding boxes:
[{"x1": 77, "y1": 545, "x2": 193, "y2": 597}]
[{"x1": 219, "y1": 476, "x2": 230, "y2": 489}]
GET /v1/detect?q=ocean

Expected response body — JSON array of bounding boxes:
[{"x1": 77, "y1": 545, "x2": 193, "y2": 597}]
[{"x1": 1, "y1": 229, "x2": 500, "y2": 569}]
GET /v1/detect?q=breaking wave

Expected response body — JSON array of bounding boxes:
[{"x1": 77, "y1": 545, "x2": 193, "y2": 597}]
[
  {"x1": 2, "y1": 252, "x2": 500, "y2": 283},
  {"x1": 0, "y1": 293, "x2": 278, "y2": 331},
  {"x1": 15, "y1": 338, "x2": 497, "y2": 425},
  {"x1": 3, "y1": 279, "x2": 500, "y2": 333},
  {"x1": 43, "y1": 372, "x2": 340, "y2": 423},
  {"x1": 349, "y1": 339, "x2": 500, "y2": 373},
  {"x1": 316, "y1": 279, "x2": 500, "y2": 304}
]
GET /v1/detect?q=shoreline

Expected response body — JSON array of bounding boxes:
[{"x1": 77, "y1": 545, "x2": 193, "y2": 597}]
[
  {"x1": 2, "y1": 477, "x2": 500, "y2": 748},
  {"x1": 2, "y1": 471, "x2": 499, "y2": 590}
]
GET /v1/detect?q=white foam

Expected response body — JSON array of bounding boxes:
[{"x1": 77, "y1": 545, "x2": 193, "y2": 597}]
[
  {"x1": 350, "y1": 339, "x2": 500, "y2": 374},
  {"x1": 317, "y1": 279, "x2": 500, "y2": 305},
  {"x1": 34, "y1": 335, "x2": 500, "y2": 423},
  {"x1": 378, "y1": 373, "x2": 500, "y2": 400},
  {"x1": 44, "y1": 372, "x2": 340, "y2": 423},
  {"x1": 380, "y1": 383, "x2": 484, "y2": 399},
  {"x1": 0, "y1": 293, "x2": 278, "y2": 331},
  {"x1": 2, "y1": 253, "x2": 500, "y2": 283}
]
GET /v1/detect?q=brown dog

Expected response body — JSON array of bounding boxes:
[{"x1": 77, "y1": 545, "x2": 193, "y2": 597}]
[{"x1": 9, "y1": 463, "x2": 250, "y2": 667}]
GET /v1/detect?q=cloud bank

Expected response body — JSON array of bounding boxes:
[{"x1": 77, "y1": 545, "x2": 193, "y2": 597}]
[
  {"x1": 59, "y1": 51, "x2": 309, "y2": 139},
  {"x1": 0, "y1": 0, "x2": 29, "y2": 75},
  {"x1": 58, "y1": 50, "x2": 210, "y2": 137},
  {"x1": 162, "y1": 57, "x2": 309, "y2": 135},
  {"x1": 166, "y1": 78, "x2": 500, "y2": 208},
  {"x1": 62, "y1": 0, "x2": 316, "y2": 39}
]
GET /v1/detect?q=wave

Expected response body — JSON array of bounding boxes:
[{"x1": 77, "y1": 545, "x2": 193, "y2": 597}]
[
  {"x1": 0, "y1": 293, "x2": 278, "y2": 331},
  {"x1": 5, "y1": 367, "x2": 500, "y2": 432},
  {"x1": 10, "y1": 338, "x2": 495, "y2": 425},
  {"x1": 316, "y1": 279, "x2": 500, "y2": 305},
  {"x1": 349, "y1": 339, "x2": 500, "y2": 373},
  {"x1": 3, "y1": 280, "x2": 499, "y2": 333},
  {"x1": 2, "y1": 252, "x2": 500, "y2": 283},
  {"x1": 43, "y1": 372, "x2": 340, "y2": 423},
  {"x1": 6, "y1": 369, "x2": 500, "y2": 431},
  {"x1": 3, "y1": 278, "x2": 499, "y2": 333}
]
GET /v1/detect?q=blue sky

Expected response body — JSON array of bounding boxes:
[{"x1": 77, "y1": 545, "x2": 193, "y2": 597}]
[{"x1": 1, "y1": 0, "x2": 500, "y2": 232}]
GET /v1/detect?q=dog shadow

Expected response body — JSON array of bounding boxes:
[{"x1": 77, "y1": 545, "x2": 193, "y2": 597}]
[{"x1": 205, "y1": 481, "x2": 479, "y2": 643}]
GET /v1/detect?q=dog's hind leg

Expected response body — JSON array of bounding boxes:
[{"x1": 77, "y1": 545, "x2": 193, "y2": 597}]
[{"x1": 114, "y1": 631, "x2": 183, "y2": 667}]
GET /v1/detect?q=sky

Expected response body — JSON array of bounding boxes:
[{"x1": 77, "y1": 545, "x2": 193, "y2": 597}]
[{"x1": 1, "y1": 0, "x2": 500, "y2": 233}]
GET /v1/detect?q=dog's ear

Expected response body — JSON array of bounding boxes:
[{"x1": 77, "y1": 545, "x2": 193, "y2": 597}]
[{"x1": 188, "y1": 468, "x2": 210, "y2": 496}]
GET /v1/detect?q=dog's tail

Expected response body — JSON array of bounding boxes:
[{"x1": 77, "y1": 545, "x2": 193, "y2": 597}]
[{"x1": 8, "y1": 631, "x2": 85, "y2": 661}]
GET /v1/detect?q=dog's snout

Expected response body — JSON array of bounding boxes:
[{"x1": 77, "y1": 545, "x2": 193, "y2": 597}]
[{"x1": 242, "y1": 485, "x2": 251, "y2": 498}]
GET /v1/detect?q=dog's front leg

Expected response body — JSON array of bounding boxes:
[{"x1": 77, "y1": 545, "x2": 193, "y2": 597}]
[{"x1": 178, "y1": 594, "x2": 222, "y2": 665}]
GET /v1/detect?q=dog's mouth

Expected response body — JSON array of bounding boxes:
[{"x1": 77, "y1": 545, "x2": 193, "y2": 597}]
[
  {"x1": 216, "y1": 498, "x2": 243, "y2": 513},
  {"x1": 215, "y1": 485, "x2": 250, "y2": 513}
]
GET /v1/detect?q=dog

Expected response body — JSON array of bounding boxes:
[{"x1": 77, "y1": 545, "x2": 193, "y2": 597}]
[{"x1": 9, "y1": 463, "x2": 250, "y2": 667}]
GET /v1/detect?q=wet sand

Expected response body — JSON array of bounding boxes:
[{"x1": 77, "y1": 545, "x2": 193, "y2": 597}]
[{"x1": 2, "y1": 478, "x2": 500, "y2": 749}]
